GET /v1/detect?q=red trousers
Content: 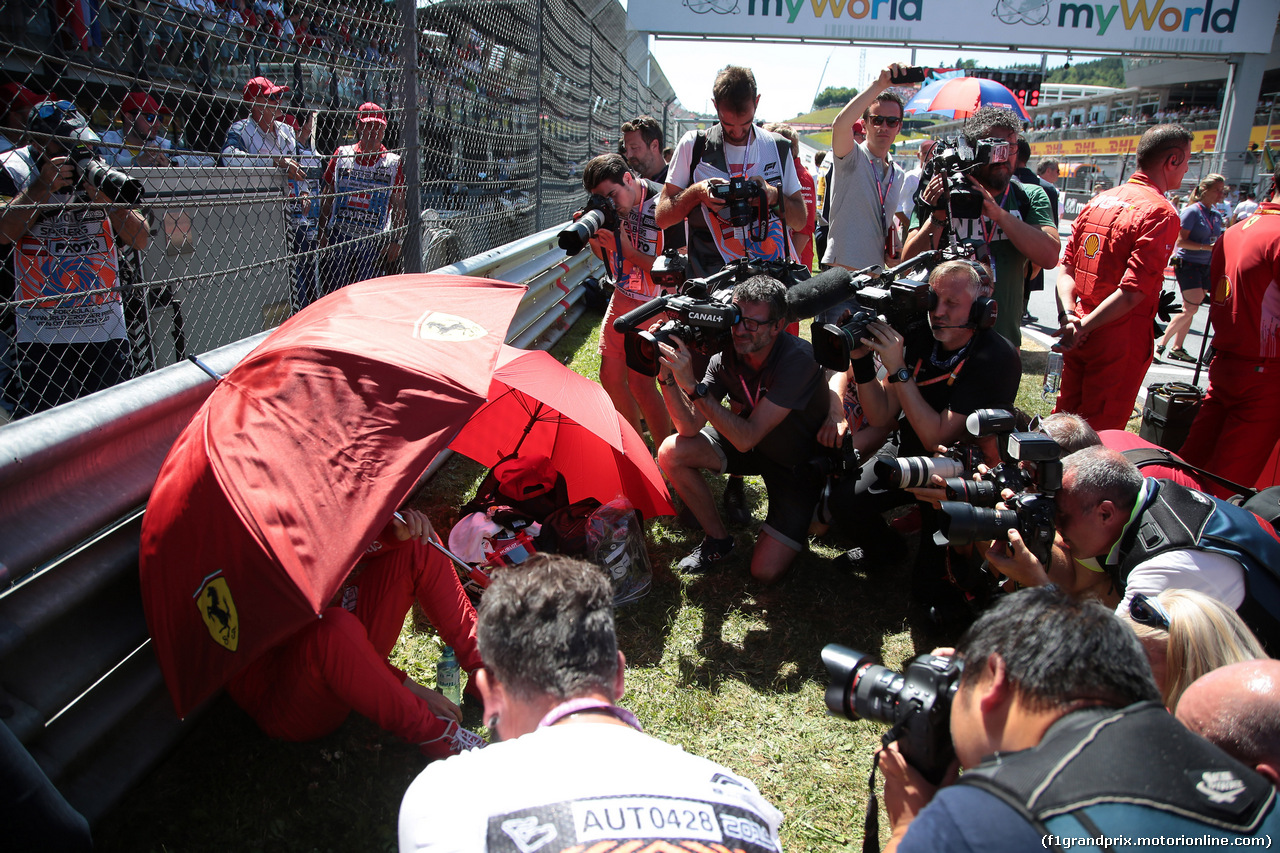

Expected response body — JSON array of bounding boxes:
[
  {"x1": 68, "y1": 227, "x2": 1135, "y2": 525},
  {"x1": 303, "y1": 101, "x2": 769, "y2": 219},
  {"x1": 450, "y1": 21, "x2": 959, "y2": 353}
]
[
  {"x1": 1180, "y1": 353, "x2": 1280, "y2": 490},
  {"x1": 227, "y1": 539, "x2": 480, "y2": 745},
  {"x1": 1054, "y1": 313, "x2": 1154, "y2": 432}
]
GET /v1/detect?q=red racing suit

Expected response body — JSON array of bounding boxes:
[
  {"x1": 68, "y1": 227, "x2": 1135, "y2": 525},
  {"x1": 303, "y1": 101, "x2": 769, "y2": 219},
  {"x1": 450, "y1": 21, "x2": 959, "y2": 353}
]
[
  {"x1": 227, "y1": 525, "x2": 479, "y2": 745},
  {"x1": 1052, "y1": 174, "x2": 1180, "y2": 431},
  {"x1": 1180, "y1": 202, "x2": 1280, "y2": 488}
]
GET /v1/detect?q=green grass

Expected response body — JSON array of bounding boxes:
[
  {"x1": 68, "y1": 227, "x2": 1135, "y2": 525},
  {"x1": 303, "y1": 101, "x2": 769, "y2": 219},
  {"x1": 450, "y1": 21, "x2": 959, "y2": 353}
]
[{"x1": 95, "y1": 318, "x2": 1062, "y2": 853}]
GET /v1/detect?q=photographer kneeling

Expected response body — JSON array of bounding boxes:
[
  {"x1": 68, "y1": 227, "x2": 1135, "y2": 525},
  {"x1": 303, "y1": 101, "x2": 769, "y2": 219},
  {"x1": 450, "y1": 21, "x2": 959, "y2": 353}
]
[
  {"x1": 833, "y1": 261, "x2": 1019, "y2": 618},
  {"x1": 656, "y1": 275, "x2": 830, "y2": 584},
  {"x1": 875, "y1": 586, "x2": 1280, "y2": 851}
]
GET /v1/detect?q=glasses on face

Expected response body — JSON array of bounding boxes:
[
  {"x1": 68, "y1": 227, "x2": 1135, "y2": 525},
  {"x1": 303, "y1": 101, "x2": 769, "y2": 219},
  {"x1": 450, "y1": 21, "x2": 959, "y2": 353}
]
[
  {"x1": 735, "y1": 314, "x2": 775, "y2": 333},
  {"x1": 867, "y1": 115, "x2": 902, "y2": 128},
  {"x1": 1128, "y1": 593, "x2": 1171, "y2": 631},
  {"x1": 35, "y1": 100, "x2": 77, "y2": 120}
]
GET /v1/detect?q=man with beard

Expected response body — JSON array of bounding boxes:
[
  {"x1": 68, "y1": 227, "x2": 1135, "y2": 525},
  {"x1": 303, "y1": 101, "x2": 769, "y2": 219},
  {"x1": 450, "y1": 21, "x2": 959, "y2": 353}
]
[
  {"x1": 655, "y1": 276, "x2": 830, "y2": 584},
  {"x1": 620, "y1": 114, "x2": 667, "y2": 183},
  {"x1": 903, "y1": 106, "x2": 1059, "y2": 347}
]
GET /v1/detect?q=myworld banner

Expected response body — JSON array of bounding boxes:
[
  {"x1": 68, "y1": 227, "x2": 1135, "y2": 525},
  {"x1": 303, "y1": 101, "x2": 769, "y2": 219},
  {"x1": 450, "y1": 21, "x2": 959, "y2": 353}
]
[{"x1": 629, "y1": 0, "x2": 1276, "y2": 56}]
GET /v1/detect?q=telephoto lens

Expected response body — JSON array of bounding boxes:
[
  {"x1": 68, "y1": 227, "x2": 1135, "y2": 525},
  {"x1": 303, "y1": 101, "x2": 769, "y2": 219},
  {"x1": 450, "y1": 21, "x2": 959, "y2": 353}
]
[{"x1": 873, "y1": 455, "x2": 966, "y2": 490}]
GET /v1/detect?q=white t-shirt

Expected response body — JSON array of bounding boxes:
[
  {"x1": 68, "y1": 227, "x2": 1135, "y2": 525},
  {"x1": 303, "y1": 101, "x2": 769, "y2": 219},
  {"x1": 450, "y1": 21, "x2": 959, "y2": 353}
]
[
  {"x1": 1116, "y1": 548, "x2": 1246, "y2": 616},
  {"x1": 398, "y1": 722, "x2": 784, "y2": 853}
]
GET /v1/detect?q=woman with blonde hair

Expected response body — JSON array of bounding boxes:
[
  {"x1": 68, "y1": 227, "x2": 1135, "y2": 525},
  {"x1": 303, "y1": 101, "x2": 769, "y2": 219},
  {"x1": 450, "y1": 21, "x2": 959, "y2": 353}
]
[
  {"x1": 1157, "y1": 172, "x2": 1226, "y2": 364},
  {"x1": 1123, "y1": 587, "x2": 1269, "y2": 711}
]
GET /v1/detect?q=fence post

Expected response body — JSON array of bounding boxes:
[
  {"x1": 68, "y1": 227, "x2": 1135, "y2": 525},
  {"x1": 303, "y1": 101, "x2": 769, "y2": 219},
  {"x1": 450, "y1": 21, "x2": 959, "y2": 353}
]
[
  {"x1": 535, "y1": 0, "x2": 545, "y2": 232},
  {"x1": 398, "y1": 0, "x2": 423, "y2": 274}
]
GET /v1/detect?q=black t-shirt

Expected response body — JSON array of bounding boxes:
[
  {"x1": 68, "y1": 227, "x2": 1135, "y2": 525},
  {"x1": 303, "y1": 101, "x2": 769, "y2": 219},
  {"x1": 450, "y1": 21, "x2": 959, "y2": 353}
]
[
  {"x1": 897, "y1": 327, "x2": 1021, "y2": 457},
  {"x1": 704, "y1": 332, "x2": 826, "y2": 467}
]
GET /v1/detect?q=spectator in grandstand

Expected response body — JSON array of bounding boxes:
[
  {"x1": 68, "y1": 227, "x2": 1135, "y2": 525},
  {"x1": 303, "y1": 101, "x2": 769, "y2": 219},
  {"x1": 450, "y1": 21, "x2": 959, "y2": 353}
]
[
  {"x1": 820, "y1": 65, "x2": 908, "y2": 322},
  {"x1": 1051, "y1": 125, "x2": 1189, "y2": 431},
  {"x1": 620, "y1": 115, "x2": 667, "y2": 183},
  {"x1": 398, "y1": 554, "x2": 782, "y2": 852},
  {"x1": 764, "y1": 123, "x2": 815, "y2": 269},
  {"x1": 1157, "y1": 173, "x2": 1226, "y2": 365},
  {"x1": 0, "y1": 82, "x2": 41, "y2": 153},
  {"x1": 0, "y1": 99, "x2": 149, "y2": 417},
  {"x1": 99, "y1": 91, "x2": 175, "y2": 167},
  {"x1": 580, "y1": 153, "x2": 671, "y2": 446},
  {"x1": 1178, "y1": 660, "x2": 1280, "y2": 786},
  {"x1": 221, "y1": 76, "x2": 305, "y2": 181},
  {"x1": 318, "y1": 102, "x2": 406, "y2": 293},
  {"x1": 1121, "y1": 588, "x2": 1268, "y2": 712}
]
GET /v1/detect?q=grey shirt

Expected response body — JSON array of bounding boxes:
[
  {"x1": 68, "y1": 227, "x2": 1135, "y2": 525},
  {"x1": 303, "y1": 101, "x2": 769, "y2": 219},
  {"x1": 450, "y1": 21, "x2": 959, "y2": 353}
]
[{"x1": 822, "y1": 140, "x2": 905, "y2": 270}]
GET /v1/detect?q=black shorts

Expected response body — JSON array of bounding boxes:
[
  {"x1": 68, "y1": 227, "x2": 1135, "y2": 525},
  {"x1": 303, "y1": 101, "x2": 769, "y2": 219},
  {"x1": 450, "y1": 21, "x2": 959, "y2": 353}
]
[
  {"x1": 700, "y1": 425, "x2": 824, "y2": 551},
  {"x1": 1174, "y1": 260, "x2": 1211, "y2": 295}
]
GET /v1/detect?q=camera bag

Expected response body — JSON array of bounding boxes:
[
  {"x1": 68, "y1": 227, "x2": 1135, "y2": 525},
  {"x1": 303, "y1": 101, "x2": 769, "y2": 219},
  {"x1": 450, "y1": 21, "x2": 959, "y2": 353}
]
[{"x1": 1138, "y1": 381, "x2": 1203, "y2": 451}]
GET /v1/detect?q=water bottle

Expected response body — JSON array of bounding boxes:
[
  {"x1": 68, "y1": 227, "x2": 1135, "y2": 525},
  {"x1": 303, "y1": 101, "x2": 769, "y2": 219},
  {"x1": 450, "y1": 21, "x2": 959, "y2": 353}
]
[
  {"x1": 1043, "y1": 351, "x2": 1063, "y2": 400},
  {"x1": 436, "y1": 646, "x2": 462, "y2": 706}
]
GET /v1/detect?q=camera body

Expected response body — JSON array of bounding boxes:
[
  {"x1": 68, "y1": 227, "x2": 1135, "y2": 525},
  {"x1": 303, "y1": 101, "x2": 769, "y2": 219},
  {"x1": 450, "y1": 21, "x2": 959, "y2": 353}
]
[
  {"x1": 624, "y1": 292, "x2": 739, "y2": 377},
  {"x1": 709, "y1": 175, "x2": 766, "y2": 227},
  {"x1": 919, "y1": 135, "x2": 1012, "y2": 221},
  {"x1": 823, "y1": 645, "x2": 962, "y2": 785},
  {"x1": 558, "y1": 193, "x2": 621, "y2": 255},
  {"x1": 650, "y1": 248, "x2": 690, "y2": 290},
  {"x1": 811, "y1": 277, "x2": 932, "y2": 371}
]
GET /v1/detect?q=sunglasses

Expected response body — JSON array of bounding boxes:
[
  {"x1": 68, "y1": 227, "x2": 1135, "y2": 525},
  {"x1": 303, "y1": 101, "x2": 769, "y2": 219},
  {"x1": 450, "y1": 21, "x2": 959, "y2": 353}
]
[
  {"x1": 736, "y1": 314, "x2": 775, "y2": 333},
  {"x1": 135, "y1": 113, "x2": 159, "y2": 121},
  {"x1": 1129, "y1": 593, "x2": 1171, "y2": 631},
  {"x1": 35, "y1": 100, "x2": 77, "y2": 119},
  {"x1": 867, "y1": 115, "x2": 902, "y2": 128}
]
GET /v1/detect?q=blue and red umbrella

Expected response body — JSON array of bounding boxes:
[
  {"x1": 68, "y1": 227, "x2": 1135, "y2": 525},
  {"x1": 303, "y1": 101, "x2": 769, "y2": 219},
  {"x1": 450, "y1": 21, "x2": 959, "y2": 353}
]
[{"x1": 904, "y1": 77, "x2": 1031, "y2": 122}]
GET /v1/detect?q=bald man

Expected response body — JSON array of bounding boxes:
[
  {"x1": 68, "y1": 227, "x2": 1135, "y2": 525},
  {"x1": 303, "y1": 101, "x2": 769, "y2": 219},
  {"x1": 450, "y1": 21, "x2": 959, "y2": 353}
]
[{"x1": 1177, "y1": 659, "x2": 1280, "y2": 786}]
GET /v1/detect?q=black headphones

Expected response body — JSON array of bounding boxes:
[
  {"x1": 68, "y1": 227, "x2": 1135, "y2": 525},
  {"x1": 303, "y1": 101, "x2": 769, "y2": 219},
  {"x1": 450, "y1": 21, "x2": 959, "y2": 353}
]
[{"x1": 925, "y1": 260, "x2": 998, "y2": 330}]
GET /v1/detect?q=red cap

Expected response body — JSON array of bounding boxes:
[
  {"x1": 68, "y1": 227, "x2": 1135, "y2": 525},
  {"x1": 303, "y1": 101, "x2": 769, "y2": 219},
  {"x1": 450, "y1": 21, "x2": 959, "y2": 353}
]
[
  {"x1": 121, "y1": 91, "x2": 162, "y2": 115},
  {"x1": 1, "y1": 82, "x2": 42, "y2": 115},
  {"x1": 852, "y1": 119, "x2": 866, "y2": 136},
  {"x1": 281, "y1": 114, "x2": 300, "y2": 131},
  {"x1": 243, "y1": 76, "x2": 290, "y2": 101},
  {"x1": 357, "y1": 102, "x2": 386, "y2": 125}
]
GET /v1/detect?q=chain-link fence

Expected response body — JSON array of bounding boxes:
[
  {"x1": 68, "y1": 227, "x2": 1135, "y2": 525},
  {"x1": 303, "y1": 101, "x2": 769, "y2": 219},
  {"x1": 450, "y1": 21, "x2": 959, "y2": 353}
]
[{"x1": 0, "y1": 0, "x2": 683, "y2": 423}]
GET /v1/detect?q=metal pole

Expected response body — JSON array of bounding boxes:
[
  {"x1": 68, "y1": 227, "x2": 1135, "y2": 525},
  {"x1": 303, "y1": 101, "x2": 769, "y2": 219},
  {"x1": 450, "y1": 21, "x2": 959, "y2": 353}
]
[
  {"x1": 535, "y1": 0, "x2": 545, "y2": 232},
  {"x1": 398, "y1": 0, "x2": 422, "y2": 273}
]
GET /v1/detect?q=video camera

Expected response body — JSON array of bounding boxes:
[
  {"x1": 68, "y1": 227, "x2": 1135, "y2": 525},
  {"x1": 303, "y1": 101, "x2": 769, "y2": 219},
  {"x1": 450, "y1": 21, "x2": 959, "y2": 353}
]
[
  {"x1": 917, "y1": 135, "x2": 1012, "y2": 221},
  {"x1": 936, "y1": 409, "x2": 1062, "y2": 568},
  {"x1": 558, "y1": 193, "x2": 621, "y2": 256},
  {"x1": 708, "y1": 175, "x2": 767, "y2": 228},
  {"x1": 822, "y1": 645, "x2": 962, "y2": 785}
]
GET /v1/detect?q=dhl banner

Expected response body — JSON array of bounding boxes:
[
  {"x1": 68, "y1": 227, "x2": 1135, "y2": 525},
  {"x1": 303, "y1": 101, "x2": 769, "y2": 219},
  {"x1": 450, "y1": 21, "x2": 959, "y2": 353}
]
[{"x1": 1031, "y1": 125, "x2": 1272, "y2": 158}]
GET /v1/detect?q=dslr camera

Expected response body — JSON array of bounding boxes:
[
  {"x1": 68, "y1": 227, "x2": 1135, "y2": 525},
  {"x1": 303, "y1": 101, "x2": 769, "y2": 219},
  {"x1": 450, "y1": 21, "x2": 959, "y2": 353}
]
[
  {"x1": 873, "y1": 442, "x2": 986, "y2": 491},
  {"x1": 918, "y1": 135, "x2": 1012, "y2": 221},
  {"x1": 709, "y1": 175, "x2": 766, "y2": 228},
  {"x1": 937, "y1": 411, "x2": 1062, "y2": 568},
  {"x1": 822, "y1": 645, "x2": 962, "y2": 784},
  {"x1": 558, "y1": 193, "x2": 621, "y2": 255},
  {"x1": 29, "y1": 101, "x2": 144, "y2": 206}
]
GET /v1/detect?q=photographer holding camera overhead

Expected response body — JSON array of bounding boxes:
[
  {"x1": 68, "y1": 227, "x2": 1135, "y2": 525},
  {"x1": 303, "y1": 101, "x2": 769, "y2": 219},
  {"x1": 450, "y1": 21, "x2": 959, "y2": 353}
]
[
  {"x1": 656, "y1": 65, "x2": 806, "y2": 279},
  {"x1": 848, "y1": 586, "x2": 1280, "y2": 852},
  {"x1": 578, "y1": 153, "x2": 673, "y2": 445},
  {"x1": 903, "y1": 106, "x2": 1059, "y2": 347},
  {"x1": 0, "y1": 98, "x2": 148, "y2": 418}
]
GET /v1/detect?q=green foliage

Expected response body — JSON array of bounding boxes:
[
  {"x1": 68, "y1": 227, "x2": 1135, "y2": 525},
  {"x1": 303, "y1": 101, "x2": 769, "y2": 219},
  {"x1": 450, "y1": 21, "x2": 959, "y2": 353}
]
[
  {"x1": 813, "y1": 85, "x2": 858, "y2": 111},
  {"x1": 1046, "y1": 57, "x2": 1126, "y2": 88}
]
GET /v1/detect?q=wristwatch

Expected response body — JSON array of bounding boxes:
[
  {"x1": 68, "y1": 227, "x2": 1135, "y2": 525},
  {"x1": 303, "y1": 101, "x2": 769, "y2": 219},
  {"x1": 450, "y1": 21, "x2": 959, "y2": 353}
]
[
  {"x1": 888, "y1": 367, "x2": 913, "y2": 384},
  {"x1": 687, "y1": 382, "x2": 709, "y2": 401}
]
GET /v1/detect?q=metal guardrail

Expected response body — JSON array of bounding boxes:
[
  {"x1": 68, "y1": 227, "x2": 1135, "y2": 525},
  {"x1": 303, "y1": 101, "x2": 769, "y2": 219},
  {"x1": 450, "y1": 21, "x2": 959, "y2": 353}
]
[{"x1": 0, "y1": 225, "x2": 602, "y2": 826}]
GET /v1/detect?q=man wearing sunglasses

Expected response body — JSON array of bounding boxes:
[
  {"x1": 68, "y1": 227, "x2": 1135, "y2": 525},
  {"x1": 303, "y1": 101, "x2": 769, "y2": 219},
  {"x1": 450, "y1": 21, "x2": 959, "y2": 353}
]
[
  {"x1": 904, "y1": 106, "x2": 1060, "y2": 348},
  {"x1": 878, "y1": 586, "x2": 1280, "y2": 852},
  {"x1": 0, "y1": 99, "x2": 149, "y2": 417},
  {"x1": 818, "y1": 64, "x2": 909, "y2": 324},
  {"x1": 655, "y1": 275, "x2": 829, "y2": 583},
  {"x1": 220, "y1": 76, "x2": 305, "y2": 182},
  {"x1": 986, "y1": 445, "x2": 1280, "y2": 652},
  {"x1": 99, "y1": 91, "x2": 175, "y2": 168}
]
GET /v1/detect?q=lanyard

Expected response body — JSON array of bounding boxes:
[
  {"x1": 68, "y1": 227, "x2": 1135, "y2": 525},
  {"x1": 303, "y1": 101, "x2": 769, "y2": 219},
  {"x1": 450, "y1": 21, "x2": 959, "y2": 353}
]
[
  {"x1": 726, "y1": 128, "x2": 759, "y2": 179},
  {"x1": 912, "y1": 355, "x2": 968, "y2": 387},
  {"x1": 980, "y1": 186, "x2": 1010, "y2": 247},
  {"x1": 866, "y1": 152, "x2": 895, "y2": 231},
  {"x1": 537, "y1": 698, "x2": 643, "y2": 731},
  {"x1": 739, "y1": 374, "x2": 764, "y2": 409},
  {"x1": 614, "y1": 180, "x2": 647, "y2": 285}
]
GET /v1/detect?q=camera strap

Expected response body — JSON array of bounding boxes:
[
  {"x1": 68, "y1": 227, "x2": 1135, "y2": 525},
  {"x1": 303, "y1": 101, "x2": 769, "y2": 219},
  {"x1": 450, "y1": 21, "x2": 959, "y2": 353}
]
[{"x1": 863, "y1": 723, "x2": 905, "y2": 853}]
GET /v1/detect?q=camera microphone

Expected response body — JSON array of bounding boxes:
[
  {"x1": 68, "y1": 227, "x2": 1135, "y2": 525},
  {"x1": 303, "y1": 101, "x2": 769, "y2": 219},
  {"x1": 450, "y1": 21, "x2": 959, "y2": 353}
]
[{"x1": 784, "y1": 266, "x2": 855, "y2": 320}]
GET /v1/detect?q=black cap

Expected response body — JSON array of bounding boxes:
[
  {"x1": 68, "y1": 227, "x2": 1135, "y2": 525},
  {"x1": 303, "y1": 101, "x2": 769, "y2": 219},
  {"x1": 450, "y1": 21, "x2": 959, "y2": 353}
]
[{"x1": 26, "y1": 99, "x2": 100, "y2": 148}]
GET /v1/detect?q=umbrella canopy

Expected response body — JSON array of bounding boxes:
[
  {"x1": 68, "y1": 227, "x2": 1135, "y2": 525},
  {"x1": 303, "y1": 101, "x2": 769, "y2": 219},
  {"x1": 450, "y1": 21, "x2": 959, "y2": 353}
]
[
  {"x1": 140, "y1": 274, "x2": 526, "y2": 718},
  {"x1": 448, "y1": 345, "x2": 674, "y2": 521},
  {"x1": 904, "y1": 77, "x2": 1031, "y2": 122}
]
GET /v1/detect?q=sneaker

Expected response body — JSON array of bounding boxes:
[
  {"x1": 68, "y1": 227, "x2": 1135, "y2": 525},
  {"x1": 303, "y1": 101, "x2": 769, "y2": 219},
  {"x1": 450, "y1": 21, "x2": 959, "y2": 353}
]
[
  {"x1": 722, "y1": 477, "x2": 751, "y2": 525},
  {"x1": 677, "y1": 535, "x2": 734, "y2": 572},
  {"x1": 1167, "y1": 347, "x2": 1197, "y2": 364},
  {"x1": 1021, "y1": 311, "x2": 1037, "y2": 325},
  {"x1": 419, "y1": 720, "x2": 487, "y2": 760},
  {"x1": 1154, "y1": 344, "x2": 1166, "y2": 359}
]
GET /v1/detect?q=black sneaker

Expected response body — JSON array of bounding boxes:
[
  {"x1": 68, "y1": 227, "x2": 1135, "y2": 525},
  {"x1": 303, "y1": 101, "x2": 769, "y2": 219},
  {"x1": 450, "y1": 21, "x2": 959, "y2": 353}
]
[
  {"x1": 1021, "y1": 311, "x2": 1037, "y2": 325},
  {"x1": 677, "y1": 536, "x2": 734, "y2": 572},
  {"x1": 722, "y1": 477, "x2": 751, "y2": 525}
]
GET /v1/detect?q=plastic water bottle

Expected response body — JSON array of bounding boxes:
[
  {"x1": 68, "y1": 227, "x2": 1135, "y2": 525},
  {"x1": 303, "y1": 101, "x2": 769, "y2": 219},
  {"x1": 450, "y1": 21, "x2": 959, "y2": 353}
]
[
  {"x1": 436, "y1": 646, "x2": 462, "y2": 706},
  {"x1": 1043, "y1": 351, "x2": 1063, "y2": 400}
]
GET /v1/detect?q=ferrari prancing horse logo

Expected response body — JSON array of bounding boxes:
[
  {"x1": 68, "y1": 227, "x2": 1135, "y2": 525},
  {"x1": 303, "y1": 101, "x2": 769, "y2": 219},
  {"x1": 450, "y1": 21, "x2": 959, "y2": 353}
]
[
  {"x1": 413, "y1": 310, "x2": 485, "y2": 342},
  {"x1": 197, "y1": 576, "x2": 239, "y2": 651}
]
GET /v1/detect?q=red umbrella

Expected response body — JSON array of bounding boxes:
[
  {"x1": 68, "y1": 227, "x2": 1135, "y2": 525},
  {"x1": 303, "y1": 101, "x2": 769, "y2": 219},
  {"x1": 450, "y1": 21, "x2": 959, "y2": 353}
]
[
  {"x1": 139, "y1": 274, "x2": 526, "y2": 718},
  {"x1": 903, "y1": 76, "x2": 1031, "y2": 122},
  {"x1": 448, "y1": 345, "x2": 674, "y2": 521}
]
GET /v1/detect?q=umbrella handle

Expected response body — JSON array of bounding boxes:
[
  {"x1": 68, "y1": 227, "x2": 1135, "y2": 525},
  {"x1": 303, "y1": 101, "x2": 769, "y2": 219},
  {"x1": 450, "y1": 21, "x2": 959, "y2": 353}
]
[{"x1": 426, "y1": 535, "x2": 475, "y2": 574}]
